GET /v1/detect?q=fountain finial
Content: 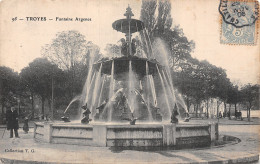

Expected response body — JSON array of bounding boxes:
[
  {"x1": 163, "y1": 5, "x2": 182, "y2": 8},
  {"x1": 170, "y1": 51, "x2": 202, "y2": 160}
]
[{"x1": 124, "y1": 5, "x2": 134, "y2": 19}]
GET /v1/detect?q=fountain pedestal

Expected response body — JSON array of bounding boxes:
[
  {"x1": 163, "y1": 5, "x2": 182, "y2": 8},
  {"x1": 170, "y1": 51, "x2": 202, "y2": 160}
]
[
  {"x1": 34, "y1": 122, "x2": 218, "y2": 148},
  {"x1": 93, "y1": 125, "x2": 107, "y2": 146}
]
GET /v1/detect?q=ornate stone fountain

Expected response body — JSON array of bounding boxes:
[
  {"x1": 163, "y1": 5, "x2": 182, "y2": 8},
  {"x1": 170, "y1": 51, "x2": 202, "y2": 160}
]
[{"x1": 34, "y1": 6, "x2": 218, "y2": 148}]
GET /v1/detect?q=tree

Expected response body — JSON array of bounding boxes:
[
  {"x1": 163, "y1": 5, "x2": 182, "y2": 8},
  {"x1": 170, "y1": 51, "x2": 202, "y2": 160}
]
[
  {"x1": 241, "y1": 84, "x2": 259, "y2": 121},
  {"x1": 140, "y1": 0, "x2": 172, "y2": 41},
  {"x1": 140, "y1": 0, "x2": 194, "y2": 70},
  {"x1": 173, "y1": 58, "x2": 201, "y2": 114},
  {"x1": 42, "y1": 31, "x2": 88, "y2": 70},
  {"x1": 0, "y1": 66, "x2": 19, "y2": 114},
  {"x1": 140, "y1": 0, "x2": 195, "y2": 114},
  {"x1": 207, "y1": 64, "x2": 232, "y2": 119},
  {"x1": 42, "y1": 31, "x2": 101, "y2": 97},
  {"x1": 140, "y1": 0, "x2": 157, "y2": 40},
  {"x1": 227, "y1": 85, "x2": 241, "y2": 119},
  {"x1": 20, "y1": 58, "x2": 64, "y2": 119},
  {"x1": 104, "y1": 43, "x2": 121, "y2": 57},
  {"x1": 140, "y1": 0, "x2": 171, "y2": 58},
  {"x1": 173, "y1": 56, "x2": 233, "y2": 119}
]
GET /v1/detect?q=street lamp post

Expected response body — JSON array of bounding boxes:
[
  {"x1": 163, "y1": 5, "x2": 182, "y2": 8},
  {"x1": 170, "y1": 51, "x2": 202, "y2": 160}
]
[{"x1": 17, "y1": 98, "x2": 20, "y2": 115}]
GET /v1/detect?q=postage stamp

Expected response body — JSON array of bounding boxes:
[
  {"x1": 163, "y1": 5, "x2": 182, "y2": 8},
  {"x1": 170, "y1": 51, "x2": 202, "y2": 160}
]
[
  {"x1": 219, "y1": 0, "x2": 259, "y2": 45},
  {"x1": 220, "y1": 18, "x2": 257, "y2": 45}
]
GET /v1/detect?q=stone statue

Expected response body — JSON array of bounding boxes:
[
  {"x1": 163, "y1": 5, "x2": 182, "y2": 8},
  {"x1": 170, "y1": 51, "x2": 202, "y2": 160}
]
[
  {"x1": 61, "y1": 116, "x2": 70, "y2": 122},
  {"x1": 120, "y1": 38, "x2": 137, "y2": 56},
  {"x1": 122, "y1": 113, "x2": 138, "y2": 125},
  {"x1": 96, "y1": 99, "x2": 108, "y2": 114},
  {"x1": 120, "y1": 38, "x2": 128, "y2": 56},
  {"x1": 131, "y1": 38, "x2": 136, "y2": 55},
  {"x1": 184, "y1": 113, "x2": 190, "y2": 122},
  {"x1": 171, "y1": 104, "x2": 179, "y2": 124},
  {"x1": 81, "y1": 103, "x2": 92, "y2": 124}
]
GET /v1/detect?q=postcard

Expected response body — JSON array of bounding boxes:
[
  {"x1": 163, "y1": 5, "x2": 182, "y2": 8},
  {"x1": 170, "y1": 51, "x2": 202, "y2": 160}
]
[{"x1": 0, "y1": 0, "x2": 259, "y2": 163}]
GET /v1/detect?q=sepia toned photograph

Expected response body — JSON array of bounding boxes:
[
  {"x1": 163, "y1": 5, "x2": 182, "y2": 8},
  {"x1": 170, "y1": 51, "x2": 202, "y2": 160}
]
[{"x1": 0, "y1": 0, "x2": 259, "y2": 163}]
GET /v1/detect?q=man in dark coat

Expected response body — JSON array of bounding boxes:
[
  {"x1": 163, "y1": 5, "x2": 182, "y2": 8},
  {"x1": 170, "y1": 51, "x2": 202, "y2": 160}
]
[
  {"x1": 23, "y1": 117, "x2": 29, "y2": 133},
  {"x1": 6, "y1": 107, "x2": 19, "y2": 138}
]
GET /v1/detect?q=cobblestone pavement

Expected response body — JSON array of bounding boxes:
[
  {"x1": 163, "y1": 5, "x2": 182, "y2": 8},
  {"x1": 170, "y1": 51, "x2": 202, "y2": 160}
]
[{"x1": 0, "y1": 124, "x2": 259, "y2": 164}]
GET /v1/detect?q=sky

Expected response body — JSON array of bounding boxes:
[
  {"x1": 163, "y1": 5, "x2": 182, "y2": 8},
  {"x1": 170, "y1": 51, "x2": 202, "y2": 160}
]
[{"x1": 0, "y1": 0, "x2": 259, "y2": 85}]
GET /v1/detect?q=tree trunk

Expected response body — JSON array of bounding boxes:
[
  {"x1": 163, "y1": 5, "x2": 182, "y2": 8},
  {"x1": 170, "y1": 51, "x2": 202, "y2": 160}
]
[
  {"x1": 196, "y1": 103, "x2": 198, "y2": 118},
  {"x1": 247, "y1": 107, "x2": 249, "y2": 118},
  {"x1": 1, "y1": 102, "x2": 4, "y2": 115},
  {"x1": 229, "y1": 104, "x2": 231, "y2": 120},
  {"x1": 217, "y1": 102, "x2": 219, "y2": 119},
  {"x1": 51, "y1": 66, "x2": 54, "y2": 120},
  {"x1": 41, "y1": 96, "x2": 45, "y2": 119},
  {"x1": 48, "y1": 99, "x2": 51, "y2": 115},
  {"x1": 217, "y1": 101, "x2": 221, "y2": 120},
  {"x1": 248, "y1": 107, "x2": 251, "y2": 121},
  {"x1": 235, "y1": 103, "x2": 237, "y2": 115},
  {"x1": 1, "y1": 102, "x2": 5, "y2": 124},
  {"x1": 31, "y1": 93, "x2": 34, "y2": 120},
  {"x1": 248, "y1": 102, "x2": 251, "y2": 122},
  {"x1": 224, "y1": 102, "x2": 227, "y2": 114},
  {"x1": 206, "y1": 99, "x2": 209, "y2": 119}
]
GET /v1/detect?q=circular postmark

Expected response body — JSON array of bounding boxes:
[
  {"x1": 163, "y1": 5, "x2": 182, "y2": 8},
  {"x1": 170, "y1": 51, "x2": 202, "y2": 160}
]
[{"x1": 219, "y1": 0, "x2": 259, "y2": 28}]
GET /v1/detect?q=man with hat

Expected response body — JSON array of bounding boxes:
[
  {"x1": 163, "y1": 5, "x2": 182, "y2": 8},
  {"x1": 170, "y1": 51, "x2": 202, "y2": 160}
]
[{"x1": 6, "y1": 106, "x2": 20, "y2": 138}]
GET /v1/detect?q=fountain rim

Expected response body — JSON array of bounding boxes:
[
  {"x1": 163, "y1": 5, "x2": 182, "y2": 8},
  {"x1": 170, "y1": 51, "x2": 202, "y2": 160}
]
[
  {"x1": 35, "y1": 121, "x2": 212, "y2": 128},
  {"x1": 112, "y1": 18, "x2": 145, "y2": 33}
]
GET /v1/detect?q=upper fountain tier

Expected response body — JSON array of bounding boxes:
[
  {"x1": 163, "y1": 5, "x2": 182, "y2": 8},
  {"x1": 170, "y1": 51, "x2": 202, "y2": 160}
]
[
  {"x1": 93, "y1": 6, "x2": 164, "y2": 80},
  {"x1": 112, "y1": 6, "x2": 145, "y2": 34}
]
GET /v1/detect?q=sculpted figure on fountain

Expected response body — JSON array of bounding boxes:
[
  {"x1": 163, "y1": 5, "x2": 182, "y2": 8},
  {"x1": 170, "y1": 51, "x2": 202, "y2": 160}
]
[
  {"x1": 81, "y1": 103, "x2": 92, "y2": 124},
  {"x1": 171, "y1": 104, "x2": 179, "y2": 124}
]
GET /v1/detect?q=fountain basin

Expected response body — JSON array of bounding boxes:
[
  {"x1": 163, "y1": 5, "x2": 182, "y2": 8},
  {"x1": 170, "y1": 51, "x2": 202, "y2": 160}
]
[
  {"x1": 93, "y1": 56, "x2": 164, "y2": 80},
  {"x1": 34, "y1": 122, "x2": 218, "y2": 148}
]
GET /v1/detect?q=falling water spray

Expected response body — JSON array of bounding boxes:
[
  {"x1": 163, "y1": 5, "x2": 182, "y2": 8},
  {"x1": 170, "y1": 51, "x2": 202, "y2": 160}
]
[
  {"x1": 90, "y1": 64, "x2": 103, "y2": 116},
  {"x1": 145, "y1": 61, "x2": 153, "y2": 121},
  {"x1": 156, "y1": 64, "x2": 171, "y2": 120},
  {"x1": 108, "y1": 61, "x2": 115, "y2": 121}
]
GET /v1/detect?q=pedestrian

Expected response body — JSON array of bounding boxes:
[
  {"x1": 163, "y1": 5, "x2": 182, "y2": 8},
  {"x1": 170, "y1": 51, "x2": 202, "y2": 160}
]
[
  {"x1": 219, "y1": 111, "x2": 222, "y2": 118},
  {"x1": 6, "y1": 106, "x2": 20, "y2": 138},
  {"x1": 23, "y1": 117, "x2": 29, "y2": 133}
]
